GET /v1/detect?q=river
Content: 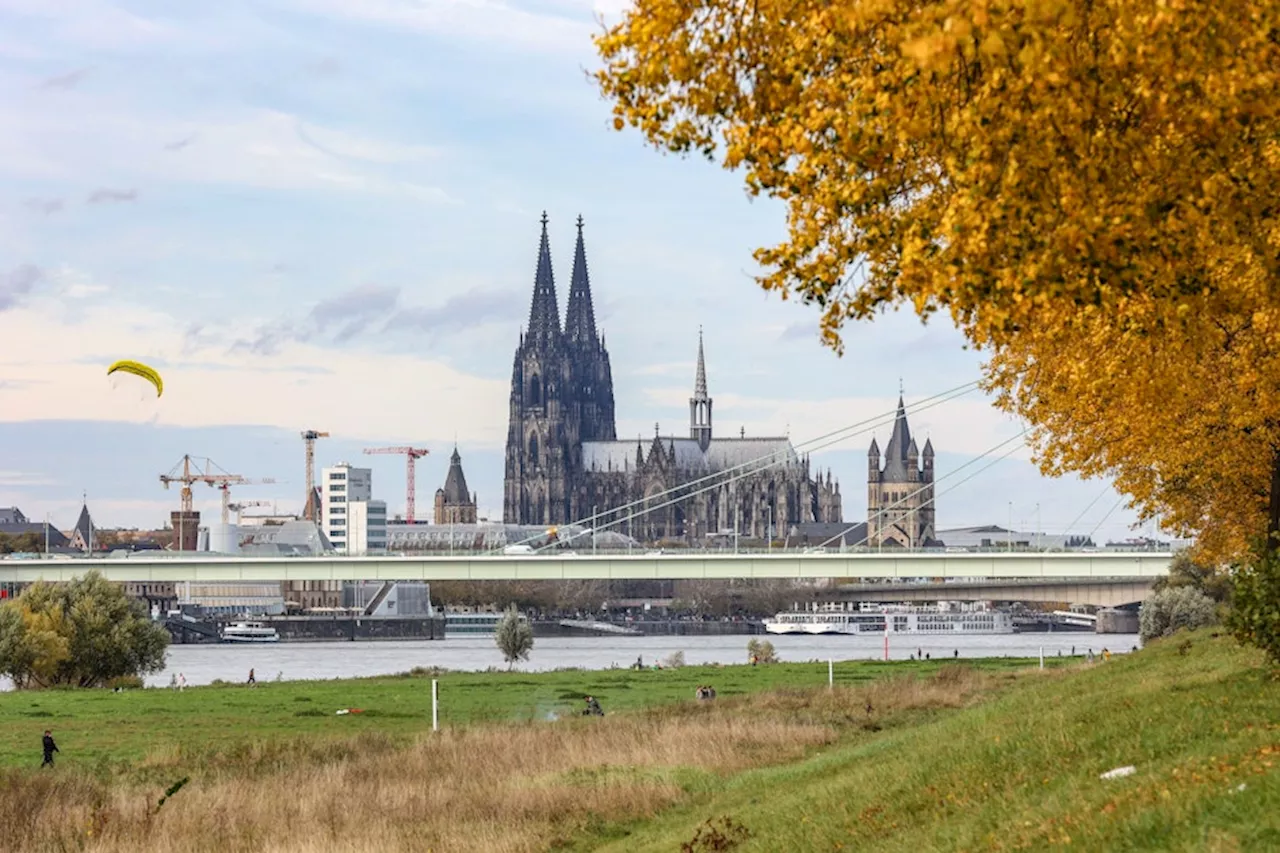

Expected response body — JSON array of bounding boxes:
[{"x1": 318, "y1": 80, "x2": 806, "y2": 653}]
[{"x1": 129, "y1": 633, "x2": 1141, "y2": 688}]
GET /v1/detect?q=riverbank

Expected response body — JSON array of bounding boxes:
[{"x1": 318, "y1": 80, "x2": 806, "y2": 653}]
[{"x1": 0, "y1": 631, "x2": 1272, "y2": 851}]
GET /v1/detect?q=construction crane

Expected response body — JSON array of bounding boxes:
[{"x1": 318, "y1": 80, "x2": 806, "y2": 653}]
[
  {"x1": 301, "y1": 430, "x2": 330, "y2": 521},
  {"x1": 227, "y1": 500, "x2": 273, "y2": 525},
  {"x1": 160, "y1": 456, "x2": 248, "y2": 514},
  {"x1": 363, "y1": 446, "x2": 430, "y2": 523},
  {"x1": 217, "y1": 479, "x2": 277, "y2": 524}
]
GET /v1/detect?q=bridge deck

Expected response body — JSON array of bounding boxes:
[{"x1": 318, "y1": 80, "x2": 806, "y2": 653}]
[{"x1": 0, "y1": 552, "x2": 1173, "y2": 583}]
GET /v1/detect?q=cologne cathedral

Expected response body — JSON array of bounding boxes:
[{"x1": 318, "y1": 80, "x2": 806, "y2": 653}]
[{"x1": 502, "y1": 214, "x2": 843, "y2": 543}]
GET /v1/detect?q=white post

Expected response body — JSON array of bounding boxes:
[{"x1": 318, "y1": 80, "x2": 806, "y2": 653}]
[
  {"x1": 828, "y1": 658, "x2": 834, "y2": 689},
  {"x1": 1039, "y1": 646, "x2": 1045, "y2": 670},
  {"x1": 431, "y1": 679, "x2": 439, "y2": 732}
]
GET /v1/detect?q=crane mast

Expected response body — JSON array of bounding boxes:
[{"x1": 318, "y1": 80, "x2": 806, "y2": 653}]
[
  {"x1": 301, "y1": 430, "x2": 330, "y2": 521},
  {"x1": 363, "y1": 446, "x2": 430, "y2": 523}
]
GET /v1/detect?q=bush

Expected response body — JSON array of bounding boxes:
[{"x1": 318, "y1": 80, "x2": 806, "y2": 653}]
[
  {"x1": 746, "y1": 638, "x2": 778, "y2": 664},
  {"x1": 1228, "y1": 550, "x2": 1280, "y2": 666},
  {"x1": 494, "y1": 604, "x2": 533, "y2": 669},
  {"x1": 105, "y1": 675, "x2": 144, "y2": 690},
  {"x1": 1139, "y1": 586, "x2": 1218, "y2": 643}
]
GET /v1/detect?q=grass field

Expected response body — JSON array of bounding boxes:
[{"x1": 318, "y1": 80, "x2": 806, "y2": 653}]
[
  {"x1": 0, "y1": 655, "x2": 1056, "y2": 771},
  {"x1": 0, "y1": 634, "x2": 1274, "y2": 852}
]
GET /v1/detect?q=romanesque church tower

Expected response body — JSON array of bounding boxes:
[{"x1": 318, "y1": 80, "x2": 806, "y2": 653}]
[
  {"x1": 503, "y1": 214, "x2": 616, "y2": 524},
  {"x1": 867, "y1": 392, "x2": 936, "y2": 547}
]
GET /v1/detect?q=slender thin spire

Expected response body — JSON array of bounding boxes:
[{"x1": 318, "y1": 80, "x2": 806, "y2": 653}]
[
  {"x1": 564, "y1": 213, "x2": 599, "y2": 348},
  {"x1": 525, "y1": 211, "x2": 562, "y2": 349},
  {"x1": 694, "y1": 325, "x2": 708, "y2": 399}
]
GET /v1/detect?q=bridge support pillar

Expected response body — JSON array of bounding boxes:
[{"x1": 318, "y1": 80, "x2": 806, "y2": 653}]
[{"x1": 1096, "y1": 608, "x2": 1140, "y2": 634}]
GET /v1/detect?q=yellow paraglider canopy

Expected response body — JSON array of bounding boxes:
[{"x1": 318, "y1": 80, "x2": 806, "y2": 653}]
[{"x1": 106, "y1": 360, "x2": 163, "y2": 397}]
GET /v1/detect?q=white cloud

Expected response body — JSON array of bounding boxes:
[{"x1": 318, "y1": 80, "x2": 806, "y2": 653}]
[
  {"x1": 47, "y1": 265, "x2": 109, "y2": 299},
  {"x1": 284, "y1": 0, "x2": 597, "y2": 54},
  {"x1": 0, "y1": 90, "x2": 457, "y2": 200},
  {"x1": 0, "y1": 470, "x2": 58, "y2": 487},
  {"x1": 0, "y1": 295, "x2": 510, "y2": 448}
]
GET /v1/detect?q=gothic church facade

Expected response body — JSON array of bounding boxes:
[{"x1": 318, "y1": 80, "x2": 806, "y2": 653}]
[{"x1": 503, "y1": 214, "x2": 843, "y2": 542}]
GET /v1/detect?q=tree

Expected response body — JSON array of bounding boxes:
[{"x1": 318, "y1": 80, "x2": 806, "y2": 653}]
[
  {"x1": 1139, "y1": 587, "x2": 1218, "y2": 644},
  {"x1": 0, "y1": 571, "x2": 169, "y2": 688},
  {"x1": 493, "y1": 604, "x2": 534, "y2": 669},
  {"x1": 594, "y1": 1, "x2": 1280, "y2": 562},
  {"x1": 1228, "y1": 552, "x2": 1280, "y2": 666},
  {"x1": 1153, "y1": 552, "x2": 1233, "y2": 605}
]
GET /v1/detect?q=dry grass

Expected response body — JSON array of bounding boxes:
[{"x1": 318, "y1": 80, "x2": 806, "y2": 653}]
[{"x1": 0, "y1": 666, "x2": 994, "y2": 853}]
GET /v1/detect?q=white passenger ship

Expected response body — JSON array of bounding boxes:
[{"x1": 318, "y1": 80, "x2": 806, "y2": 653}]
[
  {"x1": 765, "y1": 605, "x2": 1014, "y2": 636},
  {"x1": 220, "y1": 621, "x2": 280, "y2": 643}
]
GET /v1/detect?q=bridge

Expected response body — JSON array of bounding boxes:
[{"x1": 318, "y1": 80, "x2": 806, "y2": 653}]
[
  {"x1": 0, "y1": 551, "x2": 1174, "y2": 584},
  {"x1": 835, "y1": 577, "x2": 1156, "y2": 608}
]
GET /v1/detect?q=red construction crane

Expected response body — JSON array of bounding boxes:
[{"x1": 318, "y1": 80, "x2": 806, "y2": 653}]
[
  {"x1": 301, "y1": 430, "x2": 330, "y2": 521},
  {"x1": 363, "y1": 446, "x2": 429, "y2": 523}
]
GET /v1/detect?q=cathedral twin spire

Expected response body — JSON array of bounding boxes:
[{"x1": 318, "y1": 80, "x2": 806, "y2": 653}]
[{"x1": 524, "y1": 212, "x2": 600, "y2": 351}]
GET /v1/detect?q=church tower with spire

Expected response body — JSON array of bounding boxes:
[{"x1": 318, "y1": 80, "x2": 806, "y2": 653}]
[
  {"x1": 503, "y1": 213, "x2": 615, "y2": 525},
  {"x1": 504, "y1": 212, "x2": 573, "y2": 525},
  {"x1": 564, "y1": 215, "x2": 617, "y2": 444},
  {"x1": 867, "y1": 389, "x2": 937, "y2": 547},
  {"x1": 689, "y1": 328, "x2": 712, "y2": 451}
]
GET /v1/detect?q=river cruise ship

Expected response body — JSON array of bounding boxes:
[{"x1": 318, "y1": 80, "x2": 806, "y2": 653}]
[
  {"x1": 765, "y1": 607, "x2": 1014, "y2": 636},
  {"x1": 445, "y1": 611, "x2": 528, "y2": 636},
  {"x1": 220, "y1": 621, "x2": 280, "y2": 643}
]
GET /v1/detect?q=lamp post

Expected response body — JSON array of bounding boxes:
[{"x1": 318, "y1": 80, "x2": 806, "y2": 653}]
[
  {"x1": 1007, "y1": 502, "x2": 1013, "y2": 552},
  {"x1": 592, "y1": 504, "x2": 598, "y2": 555}
]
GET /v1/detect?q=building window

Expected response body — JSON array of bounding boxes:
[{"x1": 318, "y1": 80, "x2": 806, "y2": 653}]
[
  {"x1": 330, "y1": 484, "x2": 346, "y2": 493},
  {"x1": 530, "y1": 374, "x2": 542, "y2": 406},
  {"x1": 331, "y1": 472, "x2": 346, "y2": 480},
  {"x1": 529, "y1": 435, "x2": 539, "y2": 466},
  {"x1": 330, "y1": 496, "x2": 346, "y2": 503}
]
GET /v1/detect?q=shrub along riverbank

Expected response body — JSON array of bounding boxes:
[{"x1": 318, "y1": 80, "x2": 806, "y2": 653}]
[{"x1": 0, "y1": 636, "x2": 1274, "y2": 851}]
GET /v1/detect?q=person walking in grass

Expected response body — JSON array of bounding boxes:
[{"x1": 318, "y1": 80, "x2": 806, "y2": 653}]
[{"x1": 41, "y1": 730, "x2": 58, "y2": 768}]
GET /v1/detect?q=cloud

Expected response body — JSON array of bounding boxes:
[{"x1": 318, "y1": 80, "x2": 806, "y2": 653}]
[
  {"x1": 228, "y1": 284, "x2": 523, "y2": 354},
  {"x1": 163, "y1": 135, "x2": 196, "y2": 152},
  {"x1": 46, "y1": 266, "x2": 110, "y2": 299},
  {"x1": 23, "y1": 197, "x2": 65, "y2": 215},
  {"x1": 0, "y1": 295, "x2": 510, "y2": 447},
  {"x1": 311, "y1": 284, "x2": 401, "y2": 341},
  {"x1": 0, "y1": 100, "x2": 457, "y2": 201},
  {"x1": 0, "y1": 470, "x2": 59, "y2": 487},
  {"x1": 285, "y1": 0, "x2": 597, "y2": 55},
  {"x1": 38, "y1": 67, "x2": 91, "y2": 90},
  {"x1": 87, "y1": 188, "x2": 138, "y2": 204},
  {"x1": 385, "y1": 288, "x2": 525, "y2": 337},
  {"x1": 0, "y1": 265, "x2": 43, "y2": 310},
  {"x1": 778, "y1": 320, "x2": 819, "y2": 343}
]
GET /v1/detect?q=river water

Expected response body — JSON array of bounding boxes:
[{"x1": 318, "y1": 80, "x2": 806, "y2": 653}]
[{"x1": 128, "y1": 633, "x2": 1141, "y2": 688}]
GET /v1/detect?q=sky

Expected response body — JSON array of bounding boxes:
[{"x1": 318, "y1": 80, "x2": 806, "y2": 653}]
[{"x1": 0, "y1": 0, "x2": 1154, "y2": 543}]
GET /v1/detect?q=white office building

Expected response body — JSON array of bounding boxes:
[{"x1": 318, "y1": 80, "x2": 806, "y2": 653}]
[{"x1": 321, "y1": 463, "x2": 387, "y2": 555}]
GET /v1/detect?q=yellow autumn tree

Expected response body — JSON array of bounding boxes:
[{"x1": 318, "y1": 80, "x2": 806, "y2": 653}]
[{"x1": 594, "y1": 0, "x2": 1280, "y2": 560}]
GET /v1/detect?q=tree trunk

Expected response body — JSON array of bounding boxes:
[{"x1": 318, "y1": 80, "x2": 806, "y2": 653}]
[{"x1": 1268, "y1": 446, "x2": 1280, "y2": 557}]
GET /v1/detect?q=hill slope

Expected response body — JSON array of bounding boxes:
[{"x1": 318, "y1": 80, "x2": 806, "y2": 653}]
[{"x1": 588, "y1": 632, "x2": 1280, "y2": 852}]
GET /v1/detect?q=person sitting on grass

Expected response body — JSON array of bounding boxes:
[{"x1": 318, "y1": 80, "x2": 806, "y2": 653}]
[{"x1": 582, "y1": 695, "x2": 604, "y2": 716}]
